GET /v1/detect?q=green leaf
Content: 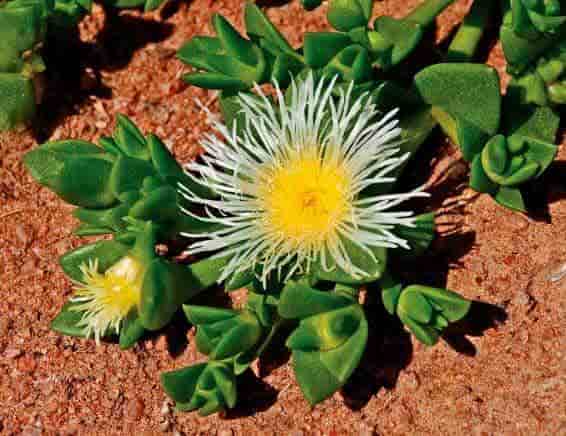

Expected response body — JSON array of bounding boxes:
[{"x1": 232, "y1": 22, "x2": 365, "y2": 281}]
[
  {"x1": 184, "y1": 306, "x2": 263, "y2": 360},
  {"x1": 50, "y1": 301, "x2": 88, "y2": 338},
  {"x1": 244, "y1": 3, "x2": 297, "y2": 58},
  {"x1": 327, "y1": 0, "x2": 373, "y2": 32},
  {"x1": 396, "y1": 285, "x2": 471, "y2": 345},
  {"x1": 380, "y1": 273, "x2": 403, "y2": 315},
  {"x1": 303, "y1": 32, "x2": 352, "y2": 69},
  {"x1": 414, "y1": 63, "x2": 501, "y2": 162},
  {"x1": 290, "y1": 302, "x2": 367, "y2": 405},
  {"x1": 24, "y1": 142, "x2": 117, "y2": 208},
  {"x1": 314, "y1": 240, "x2": 387, "y2": 285},
  {"x1": 59, "y1": 240, "x2": 131, "y2": 282},
  {"x1": 323, "y1": 44, "x2": 372, "y2": 82},
  {"x1": 392, "y1": 212, "x2": 435, "y2": 257},
  {"x1": 139, "y1": 256, "x2": 228, "y2": 331},
  {"x1": 494, "y1": 186, "x2": 526, "y2": 212},
  {"x1": 0, "y1": 73, "x2": 36, "y2": 131},
  {"x1": 161, "y1": 362, "x2": 237, "y2": 415},
  {"x1": 278, "y1": 281, "x2": 354, "y2": 319},
  {"x1": 113, "y1": 114, "x2": 149, "y2": 160},
  {"x1": 369, "y1": 16, "x2": 423, "y2": 69},
  {"x1": 109, "y1": 155, "x2": 155, "y2": 197},
  {"x1": 119, "y1": 308, "x2": 145, "y2": 349}
]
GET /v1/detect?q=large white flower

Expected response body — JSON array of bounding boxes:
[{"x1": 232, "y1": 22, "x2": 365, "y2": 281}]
[{"x1": 180, "y1": 74, "x2": 428, "y2": 285}]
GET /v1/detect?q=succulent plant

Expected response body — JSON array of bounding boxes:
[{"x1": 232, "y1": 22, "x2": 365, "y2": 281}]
[{"x1": 24, "y1": 116, "x2": 225, "y2": 347}]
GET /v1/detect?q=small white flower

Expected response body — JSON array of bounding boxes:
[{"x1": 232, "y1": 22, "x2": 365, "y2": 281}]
[
  {"x1": 71, "y1": 256, "x2": 143, "y2": 344},
  {"x1": 180, "y1": 73, "x2": 428, "y2": 285}
]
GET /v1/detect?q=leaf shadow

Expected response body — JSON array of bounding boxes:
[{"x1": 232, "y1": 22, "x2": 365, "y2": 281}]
[
  {"x1": 224, "y1": 369, "x2": 280, "y2": 418},
  {"x1": 523, "y1": 160, "x2": 566, "y2": 224},
  {"x1": 340, "y1": 292, "x2": 413, "y2": 410},
  {"x1": 442, "y1": 301, "x2": 507, "y2": 357}
]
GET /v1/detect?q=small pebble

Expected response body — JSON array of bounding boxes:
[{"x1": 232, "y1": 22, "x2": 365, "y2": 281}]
[{"x1": 126, "y1": 398, "x2": 145, "y2": 420}]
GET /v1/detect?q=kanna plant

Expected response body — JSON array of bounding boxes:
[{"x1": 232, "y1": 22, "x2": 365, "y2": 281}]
[
  {"x1": 161, "y1": 73, "x2": 472, "y2": 412},
  {"x1": 21, "y1": 0, "x2": 563, "y2": 418},
  {"x1": 24, "y1": 116, "x2": 225, "y2": 348}
]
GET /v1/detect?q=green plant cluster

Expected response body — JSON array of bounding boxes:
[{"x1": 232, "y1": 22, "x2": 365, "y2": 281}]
[
  {"x1": 24, "y1": 116, "x2": 226, "y2": 347},
  {"x1": 20, "y1": 0, "x2": 564, "y2": 416}
]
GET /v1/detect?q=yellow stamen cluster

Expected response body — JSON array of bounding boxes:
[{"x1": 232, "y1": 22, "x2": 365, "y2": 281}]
[
  {"x1": 71, "y1": 256, "x2": 143, "y2": 344},
  {"x1": 258, "y1": 149, "x2": 352, "y2": 248}
]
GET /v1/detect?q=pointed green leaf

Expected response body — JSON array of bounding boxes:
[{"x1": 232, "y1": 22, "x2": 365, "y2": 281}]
[
  {"x1": 59, "y1": 240, "x2": 131, "y2": 282},
  {"x1": 50, "y1": 301, "x2": 88, "y2": 338}
]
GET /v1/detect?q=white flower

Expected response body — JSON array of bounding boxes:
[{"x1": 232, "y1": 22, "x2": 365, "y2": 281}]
[
  {"x1": 71, "y1": 256, "x2": 143, "y2": 344},
  {"x1": 180, "y1": 73, "x2": 428, "y2": 285}
]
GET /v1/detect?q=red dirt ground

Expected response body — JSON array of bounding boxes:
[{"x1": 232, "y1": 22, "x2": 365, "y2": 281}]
[{"x1": 0, "y1": 0, "x2": 564, "y2": 434}]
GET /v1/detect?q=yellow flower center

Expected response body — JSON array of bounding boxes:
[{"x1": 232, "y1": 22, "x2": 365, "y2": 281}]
[
  {"x1": 72, "y1": 256, "x2": 143, "y2": 341},
  {"x1": 258, "y1": 149, "x2": 352, "y2": 246}
]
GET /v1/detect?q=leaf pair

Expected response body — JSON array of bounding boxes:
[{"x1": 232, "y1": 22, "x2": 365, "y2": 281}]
[
  {"x1": 161, "y1": 305, "x2": 266, "y2": 415},
  {"x1": 161, "y1": 362, "x2": 237, "y2": 416},
  {"x1": 178, "y1": 4, "x2": 285, "y2": 92},
  {"x1": 470, "y1": 134, "x2": 557, "y2": 211},
  {"x1": 508, "y1": 0, "x2": 565, "y2": 39},
  {"x1": 414, "y1": 63, "x2": 502, "y2": 162},
  {"x1": 278, "y1": 281, "x2": 367, "y2": 405},
  {"x1": 381, "y1": 280, "x2": 471, "y2": 346},
  {"x1": 507, "y1": 39, "x2": 566, "y2": 106}
]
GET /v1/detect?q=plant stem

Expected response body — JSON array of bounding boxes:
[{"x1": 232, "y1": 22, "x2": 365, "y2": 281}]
[
  {"x1": 446, "y1": 0, "x2": 494, "y2": 62},
  {"x1": 256, "y1": 319, "x2": 284, "y2": 357},
  {"x1": 407, "y1": 0, "x2": 455, "y2": 27}
]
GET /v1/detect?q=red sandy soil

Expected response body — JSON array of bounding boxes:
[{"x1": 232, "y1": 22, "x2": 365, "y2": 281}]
[{"x1": 0, "y1": 0, "x2": 565, "y2": 434}]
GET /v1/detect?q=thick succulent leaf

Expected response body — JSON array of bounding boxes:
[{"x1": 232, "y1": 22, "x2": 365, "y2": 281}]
[
  {"x1": 313, "y1": 240, "x2": 387, "y2": 285},
  {"x1": 109, "y1": 155, "x2": 155, "y2": 197},
  {"x1": 392, "y1": 212, "x2": 435, "y2": 257},
  {"x1": 184, "y1": 306, "x2": 262, "y2": 360},
  {"x1": 161, "y1": 362, "x2": 237, "y2": 415},
  {"x1": 303, "y1": 32, "x2": 352, "y2": 69},
  {"x1": 414, "y1": 63, "x2": 501, "y2": 162},
  {"x1": 59, "y1": 240, "x2": 131, "y2": 282},
  {"x1": 380, "y1": 274, "x2": 403, "y2": 316},
  {"x1": 73, "y1": 193, "x2": 138, "y2": 233},
  {"x1": 286, "y1": 304, "x2": 362, "y2": 351},
  {"x1": 494, "y1": 186, "x2": 526, "y2": 212},
  {"x1": 139, "y1": 256, "x2": 228, "y2": 331},
  {"x1": 225, "y1": 266, "x2": 255, "y2": 291},
  {"x1": 327, "y1": 0, "x2": 373, "y2": 32},
  {"x1": 0, "y1": 5, "x2": 45, "y2": 73},
  {"x1": 119, "y1": 308, "x2": 145, "y2": 350},
  {"x1": 500, "y1": 8, "x2": 564, "y2": 74},
  {"x1": 369, "y1": 16, "x2": 423, "y2": 69},
  {"x1": 246, "y1": 292, "x2": 278, "y2": 327},
  {"x1": 51, "y1": 301, "x2": 88, "y2": 338},
  {"x1": 24, "y1": 142, "x2": 117, "y2": 208},
  {"x1": 183, "y1": 305, "x2": 237, "y2": 325},
  {"x1": 244, "y1": 3, "x2": 297, "y2": 58},
  {"x1": 503, "y1": 103, "x2": 560, "y2": 143},
  {"x1": 278, "y1": 281, "x2": 354, "y2": 319},
  {"x1": 112, "y1": 114, "x2": 149, "y2": 160},
  {"x1": 0, "y1": 73, "x2": 36, "y2": 130},
  {"x1": 396, "y1": 285, "x2": 471, "y2": 345},
  {"x1": 291, "y1": 303, "x2": 367, "y2": 405},
  {"x1": 470, "y1": 154, "x2": 498, "y2": 194},
  {"x1": 323, "y1": 44, "x2": 372, "y2": 83}
]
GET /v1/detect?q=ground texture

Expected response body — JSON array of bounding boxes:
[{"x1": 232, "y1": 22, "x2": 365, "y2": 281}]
[{"x1": 0, "y1": 0, "x2": 565, "y2": 434}]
